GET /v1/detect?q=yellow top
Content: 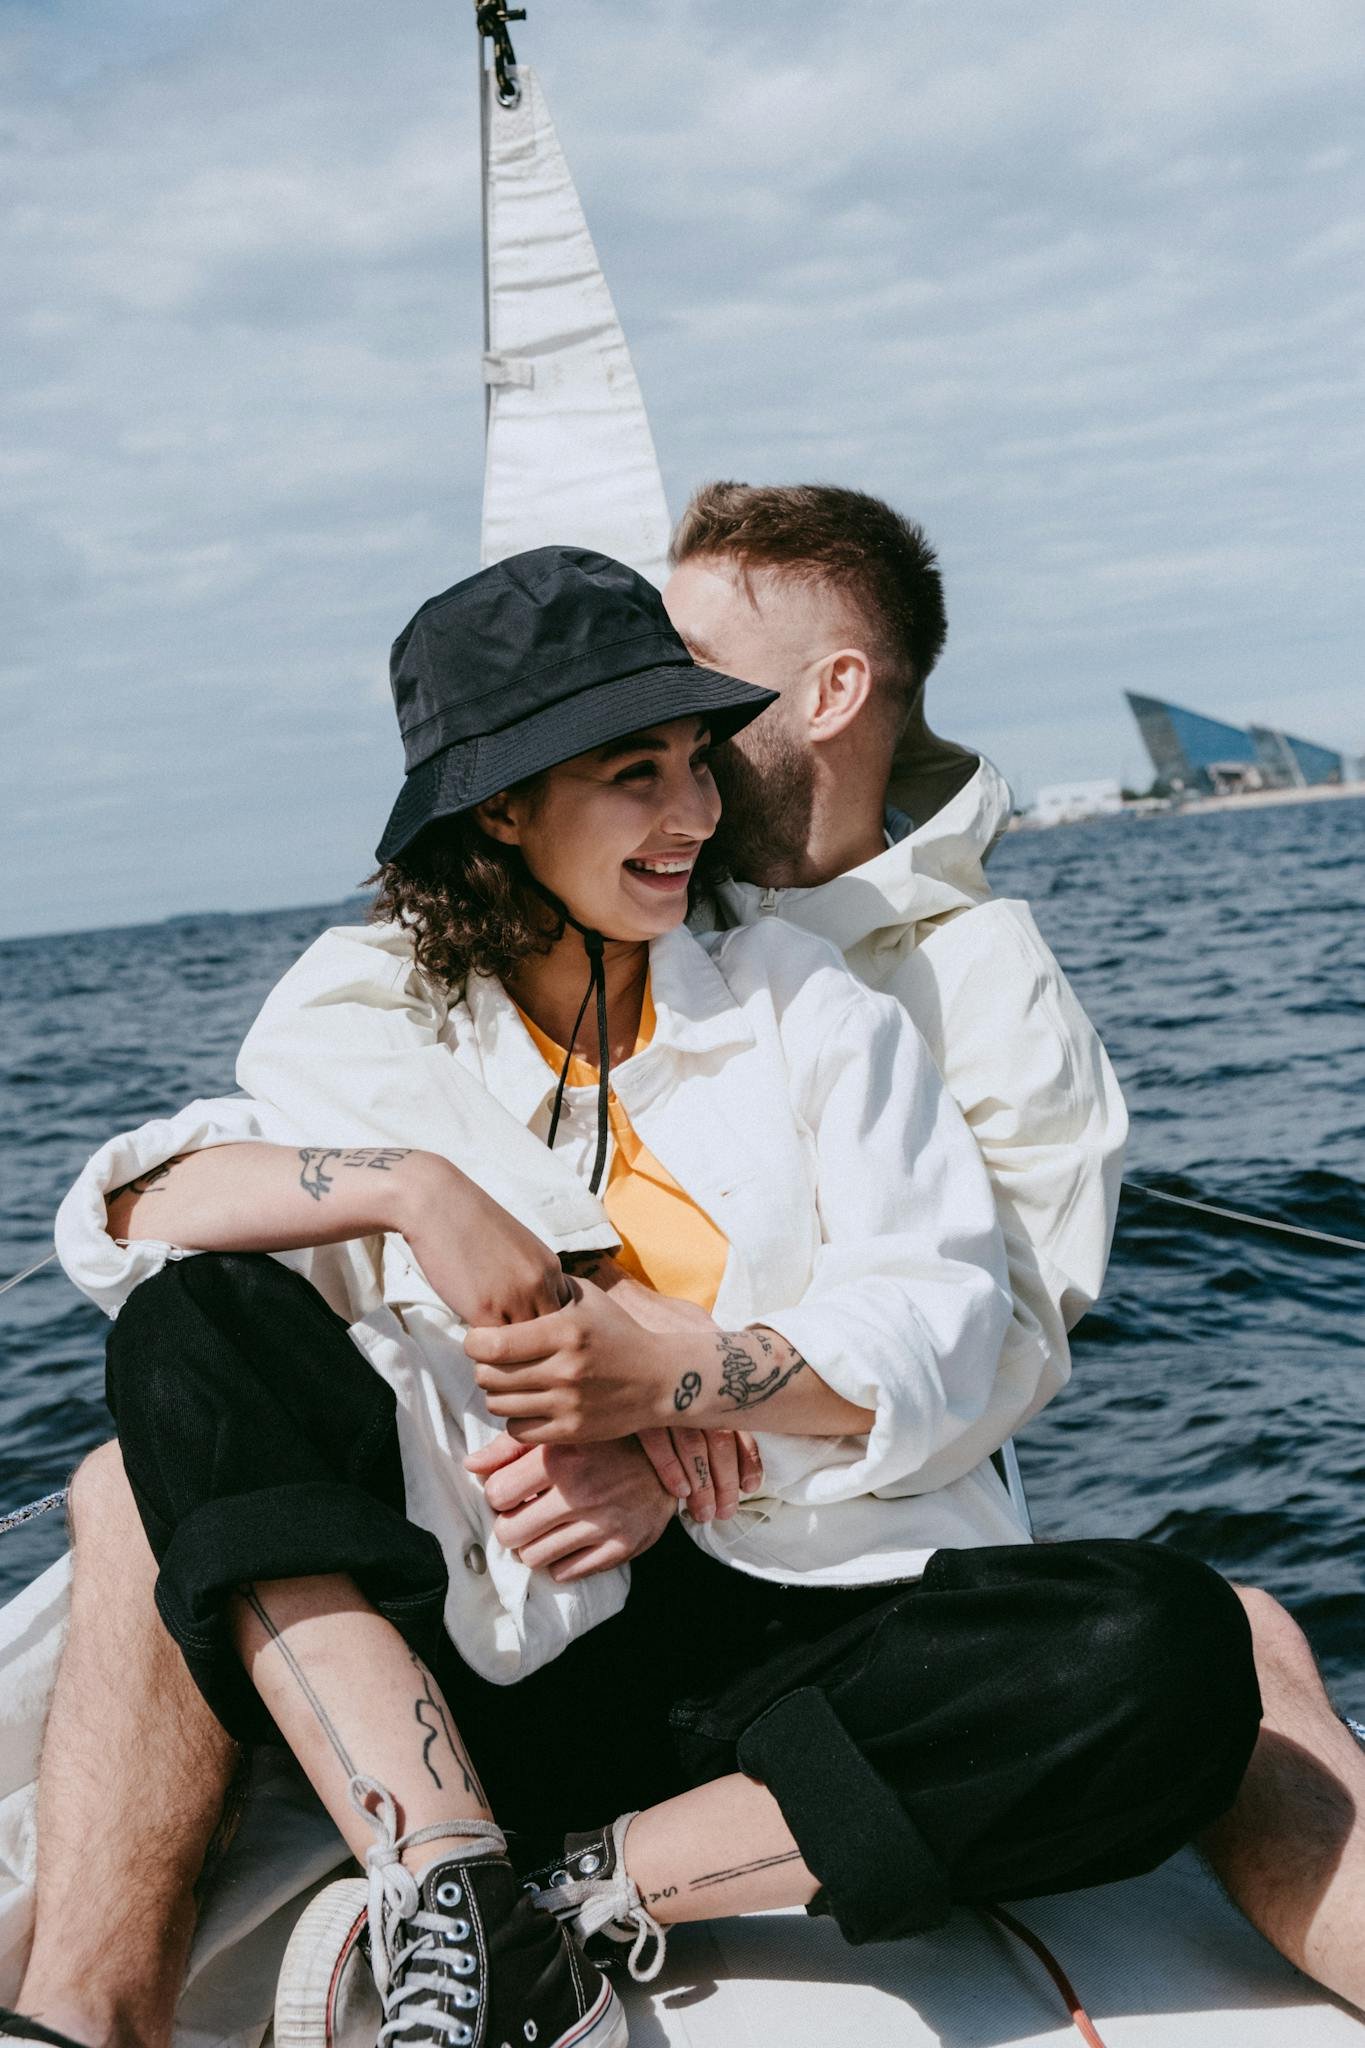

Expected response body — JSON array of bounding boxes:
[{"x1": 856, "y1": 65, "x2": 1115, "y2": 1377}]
[{"x1": 517, "y1": 979, "x2": 729, "y2": 1312}]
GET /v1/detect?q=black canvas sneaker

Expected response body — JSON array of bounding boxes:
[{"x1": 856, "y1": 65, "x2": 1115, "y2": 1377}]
[
  {"x1": 518, "y1": 1814, "x2": 667, "y2": 1984},
  {"x1": 275, "y1": 1782, "x2": 626, "y2": 2048}
]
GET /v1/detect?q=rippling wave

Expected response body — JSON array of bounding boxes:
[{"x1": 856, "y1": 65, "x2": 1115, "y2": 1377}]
[{"x1": 1, "y1": 798, "x2": 1361, "y2": 1694}]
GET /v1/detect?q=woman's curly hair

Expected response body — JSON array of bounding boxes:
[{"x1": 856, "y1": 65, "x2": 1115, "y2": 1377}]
[{"x1": 367, "y1": 784, "x2": 562, "y2": 989}]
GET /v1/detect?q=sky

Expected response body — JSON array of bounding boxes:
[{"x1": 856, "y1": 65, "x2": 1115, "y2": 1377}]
[{"x1": 3, "y1": 0, "x2": 1363, "y2": 939}]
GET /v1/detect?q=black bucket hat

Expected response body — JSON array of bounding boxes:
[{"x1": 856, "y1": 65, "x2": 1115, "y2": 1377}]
[{"x1": 375, "y1": 545, "x2": 777, "y2": 864}]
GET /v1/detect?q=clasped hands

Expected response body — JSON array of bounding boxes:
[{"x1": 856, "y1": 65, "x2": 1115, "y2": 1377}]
[{"x1": 462, "y1": 1272, "x2": 762, "y2": 1583}]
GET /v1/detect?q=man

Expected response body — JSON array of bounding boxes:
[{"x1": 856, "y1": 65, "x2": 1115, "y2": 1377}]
[{"x1": 7, "y1": 487, "x2": 1361, "y2": 2042}]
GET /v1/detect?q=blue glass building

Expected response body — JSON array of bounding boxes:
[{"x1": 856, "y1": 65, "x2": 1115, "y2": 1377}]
[
  {"x1": 1250, "y1": 725, "x2": 1345, "y2": 788},
  {"x1": 1126, "y1": 693, "x2": 1344, "y2": 794}
]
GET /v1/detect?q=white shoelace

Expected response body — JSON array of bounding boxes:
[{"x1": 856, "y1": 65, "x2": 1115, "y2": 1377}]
[
  {"x1": 535, "y1": 1811, "x2": 667, "y2": 1983},
  {"x1": 350, "y1": 1775, "x2": 506, "y2": 2046},
  {"x1": 599, "y1": 1901, "x2": 667, "y2": 1983}
]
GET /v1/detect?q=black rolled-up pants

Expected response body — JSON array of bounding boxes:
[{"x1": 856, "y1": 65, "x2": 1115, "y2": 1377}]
[{"x1": 106, "y1": 1252, "x2": 1262, "y2": 1947}]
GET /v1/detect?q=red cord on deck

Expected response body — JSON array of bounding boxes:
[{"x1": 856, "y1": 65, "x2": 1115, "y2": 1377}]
[{"x1": 983, "y1": 1904, "x2": 1110, "y2": 2048}]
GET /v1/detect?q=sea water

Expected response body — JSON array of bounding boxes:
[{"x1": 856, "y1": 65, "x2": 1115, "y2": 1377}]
[{"x1": 1, "y1": 797, "x2": 1361, "y2": 1695}]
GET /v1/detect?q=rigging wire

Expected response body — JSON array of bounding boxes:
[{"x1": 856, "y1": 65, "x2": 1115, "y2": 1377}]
[
  {"x1": 1122, "y1": 1182, "x2": 1365, "y2": 1254},
  {"x1": 0, "y1": 1491, "x2": 66, "y2": 1537},
  {"x1": 0, "y1": 1250, "x2": 57, "y2": 1297}
]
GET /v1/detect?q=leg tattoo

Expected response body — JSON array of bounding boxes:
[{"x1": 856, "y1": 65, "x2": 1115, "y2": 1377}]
[{"x1": 238, "y1": 1583, "x2": 359, "y2": 1781}]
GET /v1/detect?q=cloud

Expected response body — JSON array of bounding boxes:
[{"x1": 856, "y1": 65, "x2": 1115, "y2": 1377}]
[{"x1": 3, "y1": 0, "x2": 1364, "y2": 937}]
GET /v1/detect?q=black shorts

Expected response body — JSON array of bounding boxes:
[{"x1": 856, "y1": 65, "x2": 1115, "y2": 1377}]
[{"x1": 106, "y1": 1253, "x2": 1262, "y2": 1946}]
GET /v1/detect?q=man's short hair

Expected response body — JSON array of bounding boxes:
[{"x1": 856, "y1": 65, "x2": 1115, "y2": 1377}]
[{"x1": 669, "y1": 481, "x2": 948, "y2": 718}]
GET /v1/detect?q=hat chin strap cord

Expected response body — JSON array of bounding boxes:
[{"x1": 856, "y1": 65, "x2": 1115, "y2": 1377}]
[{"x1": 539, "y1": 907, "x2": 612, "y2": 1197}]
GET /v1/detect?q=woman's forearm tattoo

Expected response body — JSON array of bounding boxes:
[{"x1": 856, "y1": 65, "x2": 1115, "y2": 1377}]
[
  {"x1": 110, "y1": 1156, "x2": 182, "y2": 1200},
  {"x1": 297, "y1": 1146, "x2": 412, "y2": 1202}
]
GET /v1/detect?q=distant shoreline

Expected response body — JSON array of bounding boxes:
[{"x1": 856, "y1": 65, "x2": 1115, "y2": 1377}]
[
  {"x1": 1015, "y1": 781, "x2": 1365, "y2": 832},
  {"x1": 1167, "y1": 780, "x2": 1365, "y2": 817}
]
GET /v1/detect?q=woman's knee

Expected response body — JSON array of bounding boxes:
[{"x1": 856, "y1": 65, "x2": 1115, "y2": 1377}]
[{"x1": 106, "y1": 1253, "x2": 277, "y2": 1418}]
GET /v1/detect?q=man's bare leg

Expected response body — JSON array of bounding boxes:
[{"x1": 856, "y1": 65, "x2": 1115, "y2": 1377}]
[
  {"x1": 1201, "y1": 1586, "x2": 1365, "y2": 2012},
  {"x1": 18, "y1": 1444, "x2": 239, "y2": 2048}
]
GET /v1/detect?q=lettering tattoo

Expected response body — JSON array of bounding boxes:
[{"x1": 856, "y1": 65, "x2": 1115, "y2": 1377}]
[
  {"x1": 693, "y1": 1455, "x2": 710, "y2": 1491},
  {"x1": 409, "y1": 1649, "x2": 489, "y2": 1806},
  {"x1": 110, "y1": 1157, "x2": 182, "y2": 1200},
  {"x1": 688, "y1": 1849, "x2": 803, "y2": 1893},
  {"x1": 672, "y1": 1369, "x2": 702, "y2": 1413},
  {"x1": 238, "y1": 1583, "x2": 359, "y2": 1781},
  {"x1": 715, "y1": 1329, "x2": 807, "y2": 1411},
  {"x1": 297, "y1": 1146, "x2": 412, "y2": 1203}
]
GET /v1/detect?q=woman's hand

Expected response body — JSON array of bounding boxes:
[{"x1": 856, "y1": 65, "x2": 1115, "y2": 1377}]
[
  {"x1": 397, "y1": 1156, "x2": 571, "y2": 1326},
  {"x1": 465, "y1": 1280, "x2": 678, "y2": 1443},
  {"x1": 466, "y1": 1286, "x2": 874, "y2": 1444},
  {"x1": 464, "y1": 1433, "x2": 674, "y2": 1580},
  {"x1": 562, "y1": 1257, "x2": 763, "y2": 1509}
]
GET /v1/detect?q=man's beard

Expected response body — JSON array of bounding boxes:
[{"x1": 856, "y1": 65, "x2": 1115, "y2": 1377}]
[{"x1": 707, "y1": 728, "x2": 818, "y2": 888}]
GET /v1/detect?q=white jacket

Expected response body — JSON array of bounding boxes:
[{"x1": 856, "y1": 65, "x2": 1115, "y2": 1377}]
[
  {"x1": 237, "y1": 757, "x2": 1125, "y2": 1460},
  {"x1": 56, "y1": 919, "x2": 1016, "y2": 1681},
  {"x1": 713, "y1": 758, "x2": 1128, "y2": 1483}
]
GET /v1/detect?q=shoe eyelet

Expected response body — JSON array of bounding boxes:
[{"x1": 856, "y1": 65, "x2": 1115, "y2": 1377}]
[
  {"x1": 452, "y1": 1949, "x2": 478, "y2": 1977},
  {"x1": 453, "y1": 1985, "x2": 480, "y2": 2009},
  {"x1": 436, "y1": 1879, "x2": 464, "y2": 1908},
  {"x1": 444, "y1": 1917, "x2": 471, "y2": 1941},
  {"x1": 525, "y1": 2024, "x2": 539, "y2": 2043},
  {"x1": 576, "y1": 1852, "x2": 602, "y2": 1875},
  {"x1": 550, "y1": 1869, "x2": 570, "y2": 1888}
]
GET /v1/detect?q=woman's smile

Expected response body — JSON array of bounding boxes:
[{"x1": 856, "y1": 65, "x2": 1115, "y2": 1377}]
[{"x1": 622, "y1": 849, "x2": 700, "y2": 895}]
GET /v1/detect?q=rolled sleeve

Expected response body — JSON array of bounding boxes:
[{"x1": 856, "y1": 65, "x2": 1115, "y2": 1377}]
[
  {"x1": 54, "y1": 1097, "x2": 271, "y2": 1318},
  {"x1": 752, "y1": 978, "x2": 1012, "y2": 1505}
]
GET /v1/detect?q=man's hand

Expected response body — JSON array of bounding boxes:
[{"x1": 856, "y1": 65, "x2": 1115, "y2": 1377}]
[
  {"x1": 635, "y1": 1426, "x2": 762, "y2": 1518},
  {"x1": 464, "y1": 1434, "x2": 673, "y2": 1581}
]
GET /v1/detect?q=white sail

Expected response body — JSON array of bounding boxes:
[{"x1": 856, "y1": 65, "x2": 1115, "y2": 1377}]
[{"x1": 479, "y1": 66, "x2": 672, "y2": 585}]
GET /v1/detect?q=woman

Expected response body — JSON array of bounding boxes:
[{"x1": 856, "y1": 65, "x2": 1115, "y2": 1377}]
[{"x1": 49, "y1": 548, "x2": 1256, "y2": 2048}]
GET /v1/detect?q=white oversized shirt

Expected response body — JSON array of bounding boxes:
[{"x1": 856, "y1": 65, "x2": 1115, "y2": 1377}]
[{"x1": 56, "y1": 918, "x2": 1015, "y2": 1682}]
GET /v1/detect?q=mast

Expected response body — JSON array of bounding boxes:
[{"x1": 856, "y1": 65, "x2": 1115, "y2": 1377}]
[
  {"x1": 474, "y1": 3, "x2": 525, "y2": 431},
  {"x1": 471, "y1": 0, "x2": 672, "y2": 582}
]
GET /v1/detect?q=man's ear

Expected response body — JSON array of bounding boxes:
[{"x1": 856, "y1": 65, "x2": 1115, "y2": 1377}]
[
  {"x1": 473, "y1": 790, "x2": 521, "y2": 845},
  {"x1": 809, "y1": 648, "x2": 874, "y2": 743}
]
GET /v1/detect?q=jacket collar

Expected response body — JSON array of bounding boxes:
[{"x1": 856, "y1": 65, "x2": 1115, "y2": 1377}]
[
  {"x1": 715, "y1": 754, "x2": 1014, "y2": 954},
  {"x1": 464, "y1": 924, "x2": 754, "y2": 1130}
]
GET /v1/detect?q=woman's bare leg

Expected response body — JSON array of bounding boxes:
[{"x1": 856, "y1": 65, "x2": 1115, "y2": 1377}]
[
  {"x1": 232, "y1": 1573, "x2": 495, "y2": 1868},
  {"x1": 620, "y1": 1776, "x2": 817, "y2": 1921}
]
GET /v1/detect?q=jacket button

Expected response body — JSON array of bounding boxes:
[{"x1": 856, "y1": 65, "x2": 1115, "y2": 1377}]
[{"x1": 463, "y1": 1544, "x2": 488, "y2": 1576}]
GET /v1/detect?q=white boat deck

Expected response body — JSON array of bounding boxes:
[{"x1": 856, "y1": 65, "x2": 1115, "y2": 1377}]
[{"x1": 618, "y1": 1853, "x2": 1363, "y2": 2046}]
